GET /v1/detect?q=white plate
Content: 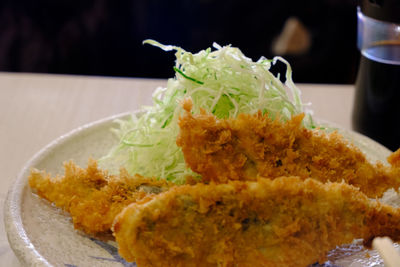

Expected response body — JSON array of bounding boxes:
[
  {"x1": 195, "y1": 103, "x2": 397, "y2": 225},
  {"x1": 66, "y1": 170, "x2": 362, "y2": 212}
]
[{"x1": 3, "y1": 113, "x2": 396, "y2": 267}]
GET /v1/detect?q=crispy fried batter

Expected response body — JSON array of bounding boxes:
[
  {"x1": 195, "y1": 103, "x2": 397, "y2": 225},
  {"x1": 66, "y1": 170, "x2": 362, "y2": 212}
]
[
  {"x1": 113, "y1": 177, "x2": 400, "y2": 267},
  {"x1": 177, "y1": 99, "x2": 400, "y2": 197},
  {"x1": 29, "y1": 159, "x2": 172, "y2": 235}
]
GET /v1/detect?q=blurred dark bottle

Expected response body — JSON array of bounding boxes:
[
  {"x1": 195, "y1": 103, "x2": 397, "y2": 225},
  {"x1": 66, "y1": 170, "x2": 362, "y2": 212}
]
[{"x1": 352, "y1": 0, "x2": 400, "y2": 151}]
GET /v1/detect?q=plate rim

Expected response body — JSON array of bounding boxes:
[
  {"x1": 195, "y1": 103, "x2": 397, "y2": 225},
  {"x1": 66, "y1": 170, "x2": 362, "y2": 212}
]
[
  {"x1": 4, "y1": 111, "x2": 132, "y2": 266},
  {"x1": 3, "y1": 113, "x2": 393, "y2": 266}
]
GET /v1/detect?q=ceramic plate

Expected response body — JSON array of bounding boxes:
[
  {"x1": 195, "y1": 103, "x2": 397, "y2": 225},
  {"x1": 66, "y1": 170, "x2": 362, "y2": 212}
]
[{"x1": 4, "y1": 113, "x2": 398, "y2": 267}]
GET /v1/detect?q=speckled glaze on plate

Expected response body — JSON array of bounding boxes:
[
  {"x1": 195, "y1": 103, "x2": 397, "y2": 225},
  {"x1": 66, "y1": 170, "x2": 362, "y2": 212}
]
[{"x1": 3, "y1": 113, "x2": 398, "y2": 267}]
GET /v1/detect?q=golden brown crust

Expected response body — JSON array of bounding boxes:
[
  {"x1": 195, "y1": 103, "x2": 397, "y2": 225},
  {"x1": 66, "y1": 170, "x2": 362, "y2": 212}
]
[
  {"x1": 113, "y1": 177, "x2": 400, "y2": 266},
  {"x1": 177, "y1": 102, "x2": 400, "y2": 197},
  {"x1": 29, "y1": 159, "x2": 172, "y2": 235}
]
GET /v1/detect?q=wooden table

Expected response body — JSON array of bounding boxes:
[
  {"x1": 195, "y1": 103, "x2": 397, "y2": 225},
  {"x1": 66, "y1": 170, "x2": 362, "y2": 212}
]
[{"x1": 0, "y1": 72, "x2": 355, "y2": 266}]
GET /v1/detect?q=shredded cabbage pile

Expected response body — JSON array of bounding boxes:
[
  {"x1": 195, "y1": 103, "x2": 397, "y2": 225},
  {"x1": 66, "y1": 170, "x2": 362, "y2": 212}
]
[{"x1": 99, "y1": 40, "x2": 314, "y2": 184}]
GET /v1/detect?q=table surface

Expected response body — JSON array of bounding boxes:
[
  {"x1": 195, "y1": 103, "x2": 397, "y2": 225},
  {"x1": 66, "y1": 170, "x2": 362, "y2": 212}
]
[{"x1": 0, "y1": 72, "x2": 355, "y2": 266}]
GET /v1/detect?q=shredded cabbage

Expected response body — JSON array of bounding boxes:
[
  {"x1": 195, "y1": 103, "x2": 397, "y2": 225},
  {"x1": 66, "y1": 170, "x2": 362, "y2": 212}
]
[{"x1": 99, "y1": 40, "x2": 314, "y2": 184}]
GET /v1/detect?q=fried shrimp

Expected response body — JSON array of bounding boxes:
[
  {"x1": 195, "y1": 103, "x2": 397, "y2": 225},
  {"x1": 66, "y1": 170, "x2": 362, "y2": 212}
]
[
  {"x1": 29, "y1": 159, "x2": 172, "y2": 235},
  {"x1": 113, "y1": 177, "x2": 400, "y2": 267},
  {"x1": 177, "y1": 99, "x2": 400, "y2": 197}
]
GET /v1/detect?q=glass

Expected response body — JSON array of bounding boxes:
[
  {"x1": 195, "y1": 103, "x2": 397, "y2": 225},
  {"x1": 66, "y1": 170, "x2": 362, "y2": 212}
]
[{"x1": 352, "y1": 7, "x2": 400, "y2": 151}]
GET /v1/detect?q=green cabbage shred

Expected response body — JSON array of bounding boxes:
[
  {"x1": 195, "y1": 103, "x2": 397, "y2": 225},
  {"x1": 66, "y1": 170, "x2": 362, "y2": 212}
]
[{"x1": 99, "y1": 40, "x2": 315, "y2": 184}]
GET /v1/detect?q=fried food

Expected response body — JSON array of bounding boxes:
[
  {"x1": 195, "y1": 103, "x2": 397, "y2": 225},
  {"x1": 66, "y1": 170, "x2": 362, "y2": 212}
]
[
  {"x1": 29, "y1": 159, "x2": 172, "y2": 236},
  {"x1": 113, "y1": 176, "x2": 400, "y2": 267},
  {"x1": 177, "y1": 99, "x2": 400, "y2": 197}
]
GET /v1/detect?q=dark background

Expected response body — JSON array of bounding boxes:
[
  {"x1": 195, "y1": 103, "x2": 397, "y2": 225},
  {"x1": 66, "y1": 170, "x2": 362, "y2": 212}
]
[{"x1": 0, "y1": 0, "x2": 359, "y2": 84}]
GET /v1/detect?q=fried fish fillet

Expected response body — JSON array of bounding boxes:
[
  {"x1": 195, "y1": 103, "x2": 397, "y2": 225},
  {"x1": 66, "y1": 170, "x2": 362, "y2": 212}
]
[
  {"x1": 29, "y1": 159, "x2": 172, "y2": 235},
  {"x1": 113, "y1": 176, "x2": 400, "y2": 267},
  {"x1": 177, "y1": 99, "x2": 400, "y2": 198}
]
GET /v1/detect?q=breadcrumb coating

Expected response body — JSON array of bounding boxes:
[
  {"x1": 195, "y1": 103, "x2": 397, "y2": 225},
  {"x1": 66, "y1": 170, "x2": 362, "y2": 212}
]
[
  {"x1": 29, "y1": 159, "x2": 172, "y2": 235},
  {"x1": 113, "y1": 177, "x2": 400, "y2": 267},
  {"x1": 177, "y1": 99, "x2": 400, "y2": 197}
]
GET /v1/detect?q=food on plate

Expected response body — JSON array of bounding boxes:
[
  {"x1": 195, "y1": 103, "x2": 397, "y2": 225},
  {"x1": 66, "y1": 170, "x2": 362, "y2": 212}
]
[
  {"x1": 177, "y1": 98, "x2": 400, "y2": 198},
  {"x1": 113, "y1": 176, "x2": 400, "y2": 267},
  {"x1": 29, "y1": 159, "x2": 172, "y2": 235},
  {"x1": 26, "y1": 40, "x2": 400, "y2": 266},
  {"x1": 100, "y1": 40, "x2": 314, "y2": 184}
]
